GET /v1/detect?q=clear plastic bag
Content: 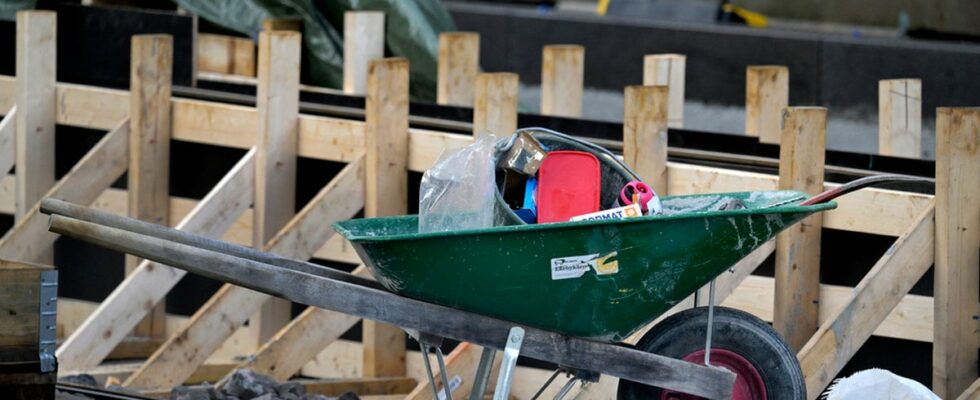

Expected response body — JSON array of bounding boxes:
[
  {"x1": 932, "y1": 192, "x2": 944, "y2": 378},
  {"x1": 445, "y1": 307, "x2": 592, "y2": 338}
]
[{"x1": 419, "y1": 134, "x2": 498, "y2": 233}]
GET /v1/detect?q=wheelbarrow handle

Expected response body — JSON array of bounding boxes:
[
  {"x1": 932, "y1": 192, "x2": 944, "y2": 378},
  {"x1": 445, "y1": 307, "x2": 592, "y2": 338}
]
[{"x1": 799, "y1": 174, "x2": 932, "y2": 206}]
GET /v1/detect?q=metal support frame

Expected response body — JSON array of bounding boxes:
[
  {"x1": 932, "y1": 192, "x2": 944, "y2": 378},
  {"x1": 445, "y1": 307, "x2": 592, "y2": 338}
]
[{"x1": 493, "y1": 327, "x2": 525, "y2": 400}]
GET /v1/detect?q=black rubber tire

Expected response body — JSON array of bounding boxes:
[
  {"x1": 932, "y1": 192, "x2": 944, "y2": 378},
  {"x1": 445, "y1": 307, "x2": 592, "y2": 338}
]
[{"x1": 617, "y1": 306, "x2": 806, "y2": 400}]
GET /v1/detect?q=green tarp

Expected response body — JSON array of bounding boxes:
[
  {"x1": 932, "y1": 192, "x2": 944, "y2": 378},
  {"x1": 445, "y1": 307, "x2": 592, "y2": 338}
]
[{"x1": 174, "y1": 0, "x2": 456, "y2": 100}]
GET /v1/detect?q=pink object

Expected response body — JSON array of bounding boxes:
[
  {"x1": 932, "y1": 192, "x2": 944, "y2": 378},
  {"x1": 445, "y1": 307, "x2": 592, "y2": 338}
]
[
  {"x1": 536, "y1": 151, "x2": 601, "y2": 223},
  {"x1": 619, "y1": 181, "x2": 656, "y2": 212}
]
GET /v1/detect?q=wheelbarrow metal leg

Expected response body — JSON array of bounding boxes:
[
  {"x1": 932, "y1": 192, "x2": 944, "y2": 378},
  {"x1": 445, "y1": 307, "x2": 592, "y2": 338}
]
[
  {"x1": 553, "y1": 377, "x2": 579, "y2": 400},
  {"x1": 435, "y1": 346, "x2": 454, "y2": 400},
  {"x1": 705, "y1": 278, "x2": 717, "y2": 366},
  {"x1": 530, "y1": 370, "x2": 562, "y2": 400},
  {"x1": 469, "y1": 347, "x2": 497, "y2": 400},
  {"x1": 419, "y1": 343, "x2": 442, "y2": 400},
  {"x1": 493, "y1": 327, "x2": 525, "y2": 400}
]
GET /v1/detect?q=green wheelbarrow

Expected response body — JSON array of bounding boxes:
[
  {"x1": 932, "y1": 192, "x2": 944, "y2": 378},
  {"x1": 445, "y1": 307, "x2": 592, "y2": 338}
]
[
  {"x1": 337, "y1": 190, "x2": 828, "y2": 399},
  {"x1": 39, "y1": 175, "x2": 924, "y2": 400}
]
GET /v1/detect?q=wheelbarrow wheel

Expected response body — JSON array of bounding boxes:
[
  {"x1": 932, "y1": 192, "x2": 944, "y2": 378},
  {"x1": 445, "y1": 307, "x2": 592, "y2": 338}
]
[{"x1": 617, "y1": 306, "x2": 805, "y2": 400}]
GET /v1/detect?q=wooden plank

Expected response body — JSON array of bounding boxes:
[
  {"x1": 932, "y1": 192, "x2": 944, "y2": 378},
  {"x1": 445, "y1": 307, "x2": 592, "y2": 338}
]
[
  {"x1": 65, "y1": 362, "x2": 236, "y2": 388},
  {"x1": 300, "y1": 377, "x2": 417, "y2": 397},
  {"x1": 0, "y1": 119, "x2": 129, "y2": 262},
  {"x1": 878, "y1": 79, "x2": 922, "y2": 158},
  {"x1": 235, "y1": 266, "x2": 371, "y2": 381},
  {"x1": 956, "y1": 378, "x2": 980, "y2": 400},
  {"x1": 263, "y1": 18, "x2": 302, "y2": 32},
  {"x1": 774, "y1": 107, "x2": 826, "y2": 351},
  {"x1": 745, "y1": 66, "x2": 789, "y2": 143},
  {"x1": 540, "y1": 45, "x2": 584, "y2": 118},
  {"x1": 643, "y1": 54, "x2": 685, "y2": 128},
  {"x1": 128, "y1": 34, "x2": 173, "y2": 338},
  {"x1": 437, "y1": 32, "x2": 480, "y2": 107},
  {"x1": 932, "y1": 107, "x2": 980, "y2": 398},
  {"x1": 0, "y1": 259, "x2": 50, "y2": 348},
  {"x1": 0, "y1": 106, "x2": 16, "y2": 176},
  {"x1": 231, "y1": 37, "x2": 256, "y2": 77},
  {"x1": 798, "y1": 203, "x2": 935, "y2": 399},
  {"x1": 196, "y1": 34, "x2": 233, "y2": 75},
  {"x1": 55, "y1": 149, "x2": 255, "y2": 372},
  {"x1": 56, "y1": 83, "x2": 129, "y2": 130},
  {"x1": 725, "y1": 275, "x2": 938, "y2": 343},
  {"x1": 473, "y1": 73, "x2": 518, "y2": 137},
  {"x1": 15, "y1": 11, "x2": 57, "y2": 224},
  {"x1": 363, "y1": 57, "x2": 410, "y2": 378},
  {"x1": 122, "y1": 156, "x2": 365, "y2": 390},
  {"x1": 623, "y1": 85, "x2": 669, "y2": 195},
  {"x1": 0, "y1": 75, "x2": 13, "y2": 113},
  {"x1": 252, "y1": 30, "x2": 302, "y2": 344},
  {"x1": 403, "y1": 343, "x2": 500, "y2": 400},
  {"x1": 343, "y1": 11, "x2": 385, "y2": 95}
]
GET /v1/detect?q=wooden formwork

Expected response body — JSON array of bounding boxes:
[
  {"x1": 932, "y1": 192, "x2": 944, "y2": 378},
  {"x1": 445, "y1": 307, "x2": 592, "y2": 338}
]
[{"x1": 0, "y1": 7, "x2": 977, "y2": 400}]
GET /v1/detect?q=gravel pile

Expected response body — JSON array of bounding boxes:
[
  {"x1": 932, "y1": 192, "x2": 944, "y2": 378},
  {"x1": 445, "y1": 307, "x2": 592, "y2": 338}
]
[{"x1": 171, "y1": 369, "x2": 360, "y2": 400}]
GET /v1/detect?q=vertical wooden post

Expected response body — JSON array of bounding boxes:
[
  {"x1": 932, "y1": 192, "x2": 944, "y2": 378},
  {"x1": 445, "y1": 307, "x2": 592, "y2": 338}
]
[
  {"x1": 363, "y1": 57, "x2": 410, "y2": 377},
  {"x1": 541, "y1": 44, "x2": 584, "y2": 118},
  {"x1": 622, "y1": 85, "x2": 669, "y2": 195},
  {"x1": 746, "y1": 65, "x2": 789, "y2": 144},
  {"x1": 773, "y1": 107, "x2": 826, "y2": 351},
  {"x1": 128, "y1": 34, "x2": 173, "y2": 338},
  {"x1": 878, "y1": 79, "x2": 922, "y2": 158},
  {"x1": 14, "y1": 11, "x2": 56, "y2": 225},
  {"x1": 252, "y1": 30, "x2": 301, "y2": 346},
  {"x1": 932, "y1": 107, "x2": 979, "y2": 398},
  {"x1": 473, "y1": 73, "x2": 518, "y2": 138},
  {"x1": 437, "y1": 32, "x2": 479, "y2": 107},
  {"x1": 343, "y1": 11, "x2": 385, "y2": 95},
  {"x1": 643, "y1": 54, "x2": 685, "y2": 128}
]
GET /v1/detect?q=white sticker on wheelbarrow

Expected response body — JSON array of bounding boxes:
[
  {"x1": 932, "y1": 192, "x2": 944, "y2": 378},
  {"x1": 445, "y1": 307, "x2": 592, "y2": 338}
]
[{"x1": 551, "y1": 251, "x2": 619, "y2": 280}]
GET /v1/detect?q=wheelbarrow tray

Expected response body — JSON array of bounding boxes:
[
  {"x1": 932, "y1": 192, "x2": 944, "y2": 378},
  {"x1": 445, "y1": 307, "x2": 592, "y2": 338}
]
[{"x1": 335, "y1": 190, "x2": 835, "y2": 342}]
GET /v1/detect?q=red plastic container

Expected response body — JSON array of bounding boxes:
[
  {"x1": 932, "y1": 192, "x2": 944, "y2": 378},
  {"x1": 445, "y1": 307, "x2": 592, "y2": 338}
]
[{"x1": 536, "y1": 151, "x2": 601, "y2": 223}]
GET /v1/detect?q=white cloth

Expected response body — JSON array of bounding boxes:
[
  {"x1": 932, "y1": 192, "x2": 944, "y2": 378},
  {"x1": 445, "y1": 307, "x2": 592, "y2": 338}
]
[{"x1": 824, "y1": 369, "x2": 939, "y2": 400}]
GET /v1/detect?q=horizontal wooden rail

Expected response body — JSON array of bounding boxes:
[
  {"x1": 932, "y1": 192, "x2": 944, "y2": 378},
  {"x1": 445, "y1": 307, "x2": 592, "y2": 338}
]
[{"x1": 0, "y1": 76, "x2": 932, "y2": 238}]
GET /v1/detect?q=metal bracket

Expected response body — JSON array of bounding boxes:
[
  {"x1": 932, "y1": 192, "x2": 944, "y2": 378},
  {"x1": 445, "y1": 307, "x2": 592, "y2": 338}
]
[
  {"x1": 493, "y1": 327, "x2": 525, "y2": 400},
  {"x1": 38, "y1": 270, "x2": 58, "y2": 373},
  {"x1": 468, "y1": 347, "x2": 497, "y2": 400}
]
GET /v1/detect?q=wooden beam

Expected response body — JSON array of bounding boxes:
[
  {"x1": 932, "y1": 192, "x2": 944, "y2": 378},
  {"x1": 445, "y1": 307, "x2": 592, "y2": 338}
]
[
  {"x1": 299, "y1": 377, "x2": 417, "y2": 397},
  {"x1": 64, "y1": 362, "x2": 236, "y2": 389},
  {"x1": 0, "y1": 119, "x2": 129, "y2": 262},
  {"x1": 540, "y1": 45, "x2": 584, "y2": 118},
  {"x1": 623, "y1": 85, "x2": 669, "y2": 195},
  {"x1": 252, "y1": 30, "x2": 302, "y2": 345},
  {"x1": 196, "y1": 34, "x2": 255, "y2": 77},
  {"x1": 122, "y1": 156, "x2": 365, "y2": 390},
  {"x1": 55, "y1": 149, "x2": 255, "y2": 372},
  {"x1": 0, "y1": 106, "x2": 16, "y2": 176},
  {"x1": 343, "y1": 11, "x2": 385, "y2": 95},
  {"x1": 437, "y1": 32, "x2": 480, "y2": 107},
  {"x1": 798, "y1": 203, "x2": 935, "y2": 399},
  {"x1": 403, "y1": 343, "x2": 500, "y2": 400},
  {"x1": 932, "y1": 107, "x2": 980, "y2": 398},
  {"x1": 15, "y1": 11, "x2": 56, "y2": 227},
  {"x1": 956, "y1": 378, "x2": 980, "y2": 400},
  {"x1": 473, "y1": 73, "x2": 518, "y2": 137},
  {"x1": 128, "y1": 34, "x2": 173, "y2": 339},
  {"x1": 363, "y1": 57, "x2": 410, "y2": 378},
  {"x1": 745, "y1": 65, "x2": 789, "y2": 143},
  {"x1": 0, "y1": 259, "x2": 52, "y2": 348},
  {"x1": 773, "y1": 107, "x2": 826, "y2": 351},
  {"x1": 878, "y1": 79, "x2": 922, "y2": 158},
  {"x1": 643, "y1": 54, "x2": 685, "y2": 128},
  {"x1": 262, "y1": 18, "x2": 302, "y2": 32},
  {"x1": 235, "y1": 266, "x2": 370, "y2": 381}
]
